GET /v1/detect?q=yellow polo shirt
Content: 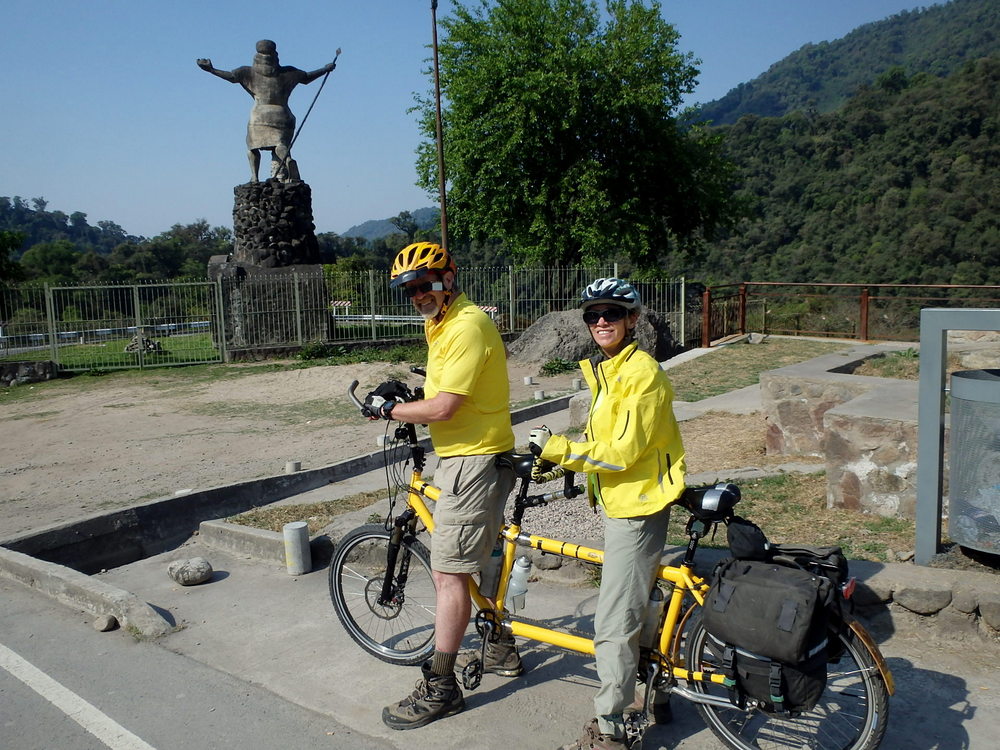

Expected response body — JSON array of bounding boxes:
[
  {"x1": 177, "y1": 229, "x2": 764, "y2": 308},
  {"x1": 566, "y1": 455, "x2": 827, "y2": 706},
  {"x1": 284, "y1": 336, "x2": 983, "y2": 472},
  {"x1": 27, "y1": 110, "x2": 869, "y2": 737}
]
[{"x1": 424, "y1": 293, "x2": 514, "y2": 457}]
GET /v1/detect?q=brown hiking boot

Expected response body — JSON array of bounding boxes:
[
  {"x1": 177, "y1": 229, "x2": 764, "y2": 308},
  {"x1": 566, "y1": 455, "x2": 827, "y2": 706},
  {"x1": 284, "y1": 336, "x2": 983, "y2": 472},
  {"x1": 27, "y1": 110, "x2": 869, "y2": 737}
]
[
  {"x1": 558, "y1": 719, "x2": 629, "y2": 749},
  {"x1": 381, "y1": 662, "x2": 465, "y2": 730},
  {"x1": 457, "y1": 634, "x2": 525, "y2": 677}
]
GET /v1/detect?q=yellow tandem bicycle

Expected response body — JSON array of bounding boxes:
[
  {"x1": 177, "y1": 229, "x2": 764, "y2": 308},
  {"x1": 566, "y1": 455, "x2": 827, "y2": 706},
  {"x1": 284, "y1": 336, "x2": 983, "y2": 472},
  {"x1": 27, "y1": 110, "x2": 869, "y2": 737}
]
[{"x1": 331, "y1": 378, "x2": 893, "y2": 750}]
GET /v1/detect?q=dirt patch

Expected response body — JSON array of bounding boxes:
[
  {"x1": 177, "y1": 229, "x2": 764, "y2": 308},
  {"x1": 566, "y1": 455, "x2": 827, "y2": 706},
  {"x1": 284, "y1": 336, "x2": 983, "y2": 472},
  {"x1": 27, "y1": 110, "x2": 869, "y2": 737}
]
[
  {"x1": 682, "y1": 411, "x2": 821, "y2": 475},
  {"x1": 0, "y1": 360, "x2": 581, "y2": 540}
]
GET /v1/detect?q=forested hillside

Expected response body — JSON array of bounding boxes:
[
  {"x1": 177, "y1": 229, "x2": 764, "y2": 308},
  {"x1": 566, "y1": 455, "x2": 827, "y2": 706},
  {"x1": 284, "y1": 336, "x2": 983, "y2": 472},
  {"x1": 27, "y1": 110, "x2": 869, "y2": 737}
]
[
  {"x1": 695, "y1": 0, "x2": 999, "y2": 125},
  {"x1": 676, "y1": 57, "x2": 999, "y2": 285}
]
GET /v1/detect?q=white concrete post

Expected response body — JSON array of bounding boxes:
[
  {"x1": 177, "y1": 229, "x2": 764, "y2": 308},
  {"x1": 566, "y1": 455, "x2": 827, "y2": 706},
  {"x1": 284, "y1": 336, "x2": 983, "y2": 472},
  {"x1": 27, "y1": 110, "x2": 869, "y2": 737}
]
[{"x1": 283, "y1": 521, "x2": 311, "y2": 575}]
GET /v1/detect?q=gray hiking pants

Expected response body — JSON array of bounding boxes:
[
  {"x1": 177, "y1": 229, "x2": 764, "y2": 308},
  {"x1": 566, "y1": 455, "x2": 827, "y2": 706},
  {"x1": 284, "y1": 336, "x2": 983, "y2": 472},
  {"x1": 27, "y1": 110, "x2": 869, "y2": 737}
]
[{"x1": 594, "y1": 505, "x2": 671, "y2": 738}]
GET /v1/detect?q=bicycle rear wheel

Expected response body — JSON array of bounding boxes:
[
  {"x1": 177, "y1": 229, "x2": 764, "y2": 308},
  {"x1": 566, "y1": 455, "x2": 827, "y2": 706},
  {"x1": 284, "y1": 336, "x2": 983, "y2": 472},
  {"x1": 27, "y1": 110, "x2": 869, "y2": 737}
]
[
  {"x1": 328, "y1": 524, "x2": 436, "y2": 666},
  {"x1": 685, "y1": 611, "x2": 889, "y2": 750}
]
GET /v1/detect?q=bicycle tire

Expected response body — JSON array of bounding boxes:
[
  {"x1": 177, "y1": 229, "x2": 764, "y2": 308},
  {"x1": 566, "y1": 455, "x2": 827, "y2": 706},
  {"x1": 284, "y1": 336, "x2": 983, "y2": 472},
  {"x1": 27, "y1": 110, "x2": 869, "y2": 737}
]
[
  {"x1": 328, "y1": 524, "x2": 436, "y2": 666},
  {"x1": 685, "y1": 611, "x2": 890, "y2": 750}
]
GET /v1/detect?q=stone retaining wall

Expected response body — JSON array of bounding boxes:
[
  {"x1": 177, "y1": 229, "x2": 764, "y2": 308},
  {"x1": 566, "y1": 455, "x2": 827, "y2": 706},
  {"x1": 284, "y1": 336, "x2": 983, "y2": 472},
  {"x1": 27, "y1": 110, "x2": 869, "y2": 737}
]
[
  {"x1": 760, "y1": 345, "x2": 920, "y2": 518},
  {"x1": 1, "y1": 360, "x2": 57, "y2": 387}
]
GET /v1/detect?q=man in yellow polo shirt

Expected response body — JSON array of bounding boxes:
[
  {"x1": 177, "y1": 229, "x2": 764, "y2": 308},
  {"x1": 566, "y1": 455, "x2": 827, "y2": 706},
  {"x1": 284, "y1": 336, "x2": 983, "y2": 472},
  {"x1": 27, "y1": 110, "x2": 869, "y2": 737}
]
[{"x1": 364, "y1": 242, "x2": 518, "y2": 730}]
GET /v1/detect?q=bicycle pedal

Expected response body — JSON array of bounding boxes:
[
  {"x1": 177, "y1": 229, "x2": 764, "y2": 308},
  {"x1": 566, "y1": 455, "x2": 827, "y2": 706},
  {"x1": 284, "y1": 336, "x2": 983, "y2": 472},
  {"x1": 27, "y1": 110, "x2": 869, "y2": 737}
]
[
  {"x1": 623, "y1": 710, "x2": 649, "y2": 749},
  {"x1": 461, "y1": 658, "x2": 483, "y2": 690}
]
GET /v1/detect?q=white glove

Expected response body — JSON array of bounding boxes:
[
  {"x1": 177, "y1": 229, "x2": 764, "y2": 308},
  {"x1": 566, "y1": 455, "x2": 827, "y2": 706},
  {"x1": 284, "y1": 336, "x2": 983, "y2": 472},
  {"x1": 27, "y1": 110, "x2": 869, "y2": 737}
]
[{"x1": 528, "y1": 425, "x2": 552, "y2": 457}]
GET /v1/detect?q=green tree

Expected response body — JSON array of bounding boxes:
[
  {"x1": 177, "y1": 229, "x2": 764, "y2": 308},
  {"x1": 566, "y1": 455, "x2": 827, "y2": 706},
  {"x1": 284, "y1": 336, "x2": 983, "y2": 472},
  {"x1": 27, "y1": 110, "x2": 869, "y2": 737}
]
[
  {"x1": 414, "y1": 0, "x2": 737, "y2": 268},
  {"x1": 389, "y1": 211, "x2": 420, "y2": 244},
  {"x1": 18, "y1": 239, "x2": 81, "y2": 284},
  {"x1": 1, "y1": 230, "x2": 26, "y2": 283}
]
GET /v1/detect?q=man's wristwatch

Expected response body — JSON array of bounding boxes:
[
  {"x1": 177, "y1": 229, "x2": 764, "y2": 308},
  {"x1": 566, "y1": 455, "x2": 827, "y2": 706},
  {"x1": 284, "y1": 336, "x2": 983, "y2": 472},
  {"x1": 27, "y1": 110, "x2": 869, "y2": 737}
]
[{"x1": 381, "y1": 400, "x2": 397, "y2": 420}]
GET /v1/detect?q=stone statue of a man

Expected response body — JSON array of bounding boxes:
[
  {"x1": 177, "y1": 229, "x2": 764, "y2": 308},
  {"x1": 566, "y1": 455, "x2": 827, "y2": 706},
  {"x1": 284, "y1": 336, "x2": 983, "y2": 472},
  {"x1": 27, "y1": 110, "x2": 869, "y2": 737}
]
[{"x1": 197, "y1": 40, "x2": 335, "y2": 183}]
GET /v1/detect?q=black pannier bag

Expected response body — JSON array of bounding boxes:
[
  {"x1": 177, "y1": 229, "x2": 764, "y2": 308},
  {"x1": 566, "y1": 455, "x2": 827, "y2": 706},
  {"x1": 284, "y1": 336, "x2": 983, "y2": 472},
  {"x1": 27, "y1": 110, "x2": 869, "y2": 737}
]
[
  {"x1": 726, "y1": 515, "x2": 770, "y2": 560},
  {"x1": 702, "y1": 557, "x2": 835, "y2": 713}
]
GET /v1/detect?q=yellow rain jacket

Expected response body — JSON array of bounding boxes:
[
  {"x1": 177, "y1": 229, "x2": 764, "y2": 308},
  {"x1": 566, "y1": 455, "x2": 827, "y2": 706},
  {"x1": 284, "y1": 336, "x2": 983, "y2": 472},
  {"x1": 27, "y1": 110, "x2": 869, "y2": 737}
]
[{"x1": 540, "y1": 341, "x2": 686, "y2": 518}]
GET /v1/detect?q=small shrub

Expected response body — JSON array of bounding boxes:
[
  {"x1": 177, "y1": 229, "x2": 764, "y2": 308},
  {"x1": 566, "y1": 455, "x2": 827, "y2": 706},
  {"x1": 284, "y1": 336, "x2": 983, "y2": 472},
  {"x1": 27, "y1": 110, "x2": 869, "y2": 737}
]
[
  {"x1": 298, "y1": 341, "x2": 336, "y2": 360},
  {"x1": 540, "y1": 358, "x2": 579, "y2": 376}
]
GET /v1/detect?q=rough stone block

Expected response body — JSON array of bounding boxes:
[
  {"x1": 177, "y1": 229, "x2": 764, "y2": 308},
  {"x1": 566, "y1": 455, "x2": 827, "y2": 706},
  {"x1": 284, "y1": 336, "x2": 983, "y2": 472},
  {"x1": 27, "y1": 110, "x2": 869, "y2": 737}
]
[
  {"x1": 894, "y1": 586, "x2": 952, "y2": 615},
  {"x1": 980, "y1": 598, "x2": 1000, "y2": 631},
  {"x1": 951, "y1": 586, "x2": 981, "y2": 614}
]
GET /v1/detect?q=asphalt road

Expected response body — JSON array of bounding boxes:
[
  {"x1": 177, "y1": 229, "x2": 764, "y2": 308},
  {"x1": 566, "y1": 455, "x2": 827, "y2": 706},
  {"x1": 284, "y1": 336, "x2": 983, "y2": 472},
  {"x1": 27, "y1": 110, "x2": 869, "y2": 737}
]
[
  {"x1": 5, "y1": 543, "x2": 1000, "y2": 750},
  {"x1": 0, "y1": 578, "x2": 392, "y2": 750}
]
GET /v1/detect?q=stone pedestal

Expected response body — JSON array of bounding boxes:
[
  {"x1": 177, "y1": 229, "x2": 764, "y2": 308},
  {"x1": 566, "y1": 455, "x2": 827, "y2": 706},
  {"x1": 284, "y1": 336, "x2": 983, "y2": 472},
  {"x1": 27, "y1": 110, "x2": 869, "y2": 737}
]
[
  {"x1": 233, "y1": 179, "x2": 320, "y2": 267},
  {"x1": 208, "y1": 261, "x2": 329, "y2": 356},
  {"x1": 207, "y1": 179, "x2": 328, "y2": 357}
]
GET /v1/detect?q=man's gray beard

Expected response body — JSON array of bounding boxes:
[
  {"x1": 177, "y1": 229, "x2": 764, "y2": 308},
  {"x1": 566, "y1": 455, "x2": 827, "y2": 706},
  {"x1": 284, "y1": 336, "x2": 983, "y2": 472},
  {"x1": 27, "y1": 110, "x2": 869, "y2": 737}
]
[{"x1": 419, "y1": 303, "x2": 442, "y2": 320}]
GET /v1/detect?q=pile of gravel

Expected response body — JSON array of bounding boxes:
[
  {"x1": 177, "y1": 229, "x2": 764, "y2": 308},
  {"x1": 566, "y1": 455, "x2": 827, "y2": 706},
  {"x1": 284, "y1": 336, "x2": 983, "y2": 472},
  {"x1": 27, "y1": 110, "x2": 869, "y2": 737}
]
[{"x1": 504, "y1": 477, "x2": 605, "y2": 546}]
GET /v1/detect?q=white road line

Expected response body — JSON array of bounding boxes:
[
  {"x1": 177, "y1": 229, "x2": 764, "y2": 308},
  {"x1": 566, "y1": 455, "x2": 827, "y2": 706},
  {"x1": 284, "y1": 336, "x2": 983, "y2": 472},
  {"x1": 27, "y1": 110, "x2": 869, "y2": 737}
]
[{"x1": 0, "y1": 642, "x2": 157, "y2": 750}]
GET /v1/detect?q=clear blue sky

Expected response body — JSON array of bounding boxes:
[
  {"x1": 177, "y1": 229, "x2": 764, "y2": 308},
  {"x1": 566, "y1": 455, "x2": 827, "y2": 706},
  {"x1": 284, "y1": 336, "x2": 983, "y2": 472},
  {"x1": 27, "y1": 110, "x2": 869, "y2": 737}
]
[{"x1": 0, "y1": 0, "x2": 936, "y2": 239}]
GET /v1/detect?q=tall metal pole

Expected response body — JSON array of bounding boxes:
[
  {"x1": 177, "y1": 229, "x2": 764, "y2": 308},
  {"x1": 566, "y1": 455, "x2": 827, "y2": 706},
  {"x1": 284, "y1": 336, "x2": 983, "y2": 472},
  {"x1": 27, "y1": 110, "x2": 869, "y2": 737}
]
[{"x1": 431, "y1": 1, "x2": 449, "y2": 250}]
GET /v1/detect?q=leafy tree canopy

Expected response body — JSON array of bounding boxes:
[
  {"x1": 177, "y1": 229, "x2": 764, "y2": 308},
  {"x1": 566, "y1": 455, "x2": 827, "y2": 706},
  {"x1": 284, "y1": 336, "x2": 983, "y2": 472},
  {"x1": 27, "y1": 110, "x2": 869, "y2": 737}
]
[{"x1": 414, "y1": 0, "x2": 739, "y2": 270}]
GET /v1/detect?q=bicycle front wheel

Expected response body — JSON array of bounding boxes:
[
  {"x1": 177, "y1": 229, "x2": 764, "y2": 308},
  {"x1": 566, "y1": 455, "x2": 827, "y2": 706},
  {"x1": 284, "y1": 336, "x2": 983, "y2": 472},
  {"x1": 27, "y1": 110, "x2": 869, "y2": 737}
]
[
  {"x1": 328, "y1": 524, "x2": 436, "y2": 666},
  {"x1": 685, "y1": 611, "x2": 890, "y2": 750}
]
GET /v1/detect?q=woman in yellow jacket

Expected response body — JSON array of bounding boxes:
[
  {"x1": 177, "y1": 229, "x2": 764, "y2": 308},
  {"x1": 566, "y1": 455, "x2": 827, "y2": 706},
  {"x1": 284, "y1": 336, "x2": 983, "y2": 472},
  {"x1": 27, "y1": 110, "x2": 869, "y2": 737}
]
[{"x1": 529, "y1": 278, "x2": 685, "y2": 750}]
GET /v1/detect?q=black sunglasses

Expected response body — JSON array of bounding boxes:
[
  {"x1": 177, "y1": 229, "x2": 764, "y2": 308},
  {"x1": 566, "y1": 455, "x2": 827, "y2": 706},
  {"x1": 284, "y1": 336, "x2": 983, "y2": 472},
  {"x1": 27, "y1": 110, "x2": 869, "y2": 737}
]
[
  {"x1": 583, "y1": 307, "x2": 628, "y2": 325},
  {"x1": 401, "y1": 280, "x2": 445, "y2": 298}
]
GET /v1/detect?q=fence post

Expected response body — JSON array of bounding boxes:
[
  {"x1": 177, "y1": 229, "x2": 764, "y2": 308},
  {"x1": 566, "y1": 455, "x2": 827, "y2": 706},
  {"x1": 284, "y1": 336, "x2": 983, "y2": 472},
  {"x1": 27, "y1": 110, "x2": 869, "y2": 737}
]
[
  {"x1": 679, "y1": 277, "x2": 686, "y2": 347},
  {"x1": 508, "y1": 266, "x2": 515, "y2": 332},
  {"x1": 738, "y1": 284, "x2": 747, "y2": 335},
  {"x1": 214, "y1": 277, "x2": 228, "y2": 363},
  {"x1": 367, "y1": 269, "x2": 377, "y2": 341},
  {"x1": 293, "y1": 271, "x2": 303, "y2": 345},
  {"x1": 859, "y1": 288, "x2": 870, "y2": 341},
  {"x1": 701, "y1": 287, "x2": 712, "y2": 348},
  {"x1": 132, "y1": 284, "x2": 144, "y2": 370},
  {"x1": 44, "y1": 284, "x2": 58, "y2": 364}
]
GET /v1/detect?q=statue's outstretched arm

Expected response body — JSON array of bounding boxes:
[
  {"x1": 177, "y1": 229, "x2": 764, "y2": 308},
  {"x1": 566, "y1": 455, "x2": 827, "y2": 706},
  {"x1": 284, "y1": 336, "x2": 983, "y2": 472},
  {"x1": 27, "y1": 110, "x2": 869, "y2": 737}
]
[
  {"x1": 301, "y1": 61, "x2": 336, "y2": 84},
  {"x1": 196, "y1": 58, "x2": 238, "y2": 82}
]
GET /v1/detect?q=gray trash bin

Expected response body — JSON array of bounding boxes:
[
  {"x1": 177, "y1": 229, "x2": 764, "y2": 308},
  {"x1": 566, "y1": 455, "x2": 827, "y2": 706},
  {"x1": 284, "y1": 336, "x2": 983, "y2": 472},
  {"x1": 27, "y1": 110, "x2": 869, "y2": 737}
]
[{"x1": 948, "y1": 369, "x2": 1000, "y2": 553}]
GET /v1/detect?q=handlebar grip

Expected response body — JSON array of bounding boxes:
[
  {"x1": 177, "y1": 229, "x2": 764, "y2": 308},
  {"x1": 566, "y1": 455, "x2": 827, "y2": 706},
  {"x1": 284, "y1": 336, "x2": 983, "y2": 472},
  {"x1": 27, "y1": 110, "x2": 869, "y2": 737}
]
[{"x1": 347, "y1": 380, "x2": 364, "y2": 410}]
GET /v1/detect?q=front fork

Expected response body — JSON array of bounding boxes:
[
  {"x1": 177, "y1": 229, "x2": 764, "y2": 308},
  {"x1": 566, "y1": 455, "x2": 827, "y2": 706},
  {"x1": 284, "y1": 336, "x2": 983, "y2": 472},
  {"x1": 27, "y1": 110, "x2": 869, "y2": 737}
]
[{"x1": 379, "y1": 508, "x2": 417, "y2": 606}]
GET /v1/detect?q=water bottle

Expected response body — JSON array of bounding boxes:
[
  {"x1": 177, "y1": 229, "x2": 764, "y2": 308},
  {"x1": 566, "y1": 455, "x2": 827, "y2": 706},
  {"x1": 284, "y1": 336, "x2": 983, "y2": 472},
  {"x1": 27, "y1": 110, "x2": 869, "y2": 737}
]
[
  {"x1": 639, "y1": 585, "x2": 665, "y2": 648},
  {"x1": 478, "y1": 537, "x2": 503, "y2": 598},
  {"x1": 505, "y1": 555, "x2": 532, "y2": 612}
]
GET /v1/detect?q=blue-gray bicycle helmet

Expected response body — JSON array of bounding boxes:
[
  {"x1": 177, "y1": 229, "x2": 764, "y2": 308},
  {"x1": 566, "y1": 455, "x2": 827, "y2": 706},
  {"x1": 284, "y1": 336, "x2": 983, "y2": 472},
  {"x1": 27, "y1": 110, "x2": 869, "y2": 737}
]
[{"x1": 579, "y1": 277, "x2": 641, "y2": 310}]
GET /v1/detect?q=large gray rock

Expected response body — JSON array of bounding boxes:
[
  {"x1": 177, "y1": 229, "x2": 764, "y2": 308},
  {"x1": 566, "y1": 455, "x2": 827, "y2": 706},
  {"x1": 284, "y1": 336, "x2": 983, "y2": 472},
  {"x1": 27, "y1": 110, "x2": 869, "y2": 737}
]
[
  {"x1": 168, "y1": 557, "x2": 214, "y2": 586},
  {"x1": 507, "y1": 309, "x2": 679, "y2": 364}
]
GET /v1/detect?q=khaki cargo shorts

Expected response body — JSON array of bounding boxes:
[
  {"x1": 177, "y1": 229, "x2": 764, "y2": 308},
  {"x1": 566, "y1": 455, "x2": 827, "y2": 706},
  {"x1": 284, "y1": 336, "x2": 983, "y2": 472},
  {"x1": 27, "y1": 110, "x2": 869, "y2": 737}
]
[{"x1": 431, "y1": 453, "x2": 515, "y2": 574}]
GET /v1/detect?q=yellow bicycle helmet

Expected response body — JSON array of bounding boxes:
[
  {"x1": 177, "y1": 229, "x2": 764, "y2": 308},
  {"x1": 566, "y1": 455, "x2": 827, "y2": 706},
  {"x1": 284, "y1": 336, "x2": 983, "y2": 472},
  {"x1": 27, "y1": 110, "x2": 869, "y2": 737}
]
[{"x1": 389, "y1": 242, "x2": 456, "y2": 288}]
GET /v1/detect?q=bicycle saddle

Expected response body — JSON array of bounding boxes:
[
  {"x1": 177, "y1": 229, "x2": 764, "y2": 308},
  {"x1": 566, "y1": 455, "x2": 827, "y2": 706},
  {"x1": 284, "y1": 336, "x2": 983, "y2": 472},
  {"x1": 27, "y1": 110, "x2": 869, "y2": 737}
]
[
  {"x1": 679, "y1": 482, "x2": 741, "y2": 522},
  {"x1": 495, "y1": 451, "x2": 538, "y2": 479}
]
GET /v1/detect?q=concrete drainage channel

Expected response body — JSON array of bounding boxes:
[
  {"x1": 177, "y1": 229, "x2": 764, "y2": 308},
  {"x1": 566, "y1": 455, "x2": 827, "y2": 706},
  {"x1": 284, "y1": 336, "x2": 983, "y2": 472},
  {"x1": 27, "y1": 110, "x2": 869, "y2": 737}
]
[{"x1": 0, "y1": 395, "x2": 576, "y2": 636}]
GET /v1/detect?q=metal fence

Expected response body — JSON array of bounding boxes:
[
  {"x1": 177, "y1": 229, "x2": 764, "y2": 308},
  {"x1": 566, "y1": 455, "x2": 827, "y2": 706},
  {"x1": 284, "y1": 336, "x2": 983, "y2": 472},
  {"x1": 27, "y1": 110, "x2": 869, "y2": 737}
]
[
  {"x1": 701, "y1": 282, "x2": 1000, "y2": 346},
  {"x1": 2, "y1": 267, "x2": 689, "y2": 371},
  {"x1": 1, "y1": 281, "x2": 223, "y2": 371}
]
